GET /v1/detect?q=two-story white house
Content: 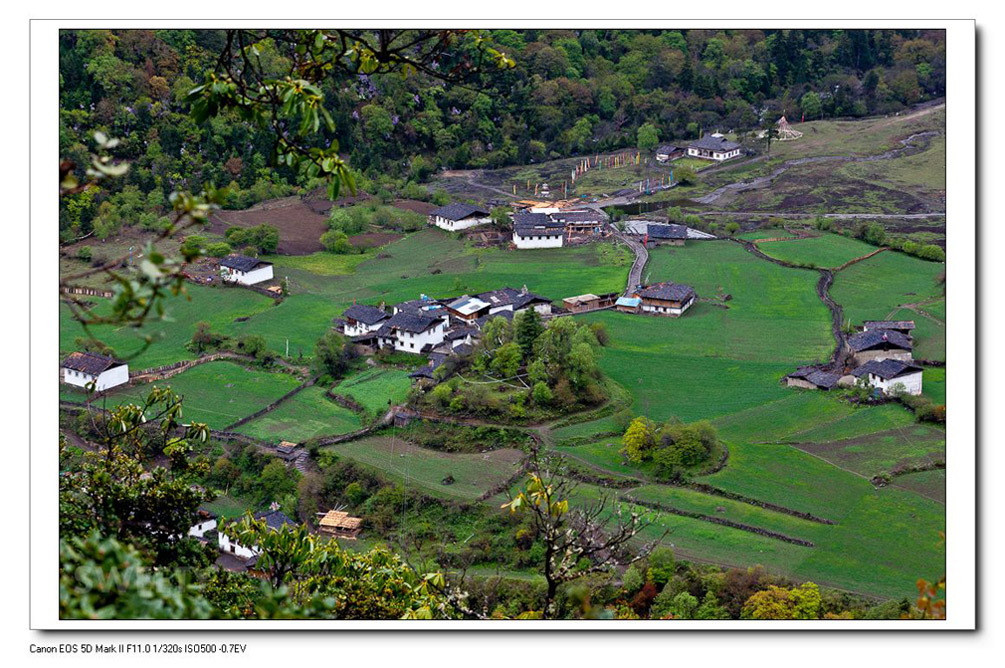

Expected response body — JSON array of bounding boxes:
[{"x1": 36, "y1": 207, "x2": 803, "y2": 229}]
[
  {"x1": 376, "y1": 312, "x2": 448, "y2": 354},
  {"x1": 512, "y1": 212, "x2": 565, "y2": 249},
  {"x1": 477, "y1": 286, "x2": 553, "y2": 316},
  {"x1": 341, "y1": 304, "x2": 390, "y2": 337},
  {"x1": 220, "y1": 255, "x2": 275, "y2": 285},
  {"x1": 428, "y1": 203, "x2": 492, "y2": 231},
  {"x1": 850, "y1": 359, "x2": 924, "y2": 396},
  {"x1": 687, "y1": 135, "x2": 742, "y2": 162},
  {"x1": 61, "y1": 352, "x2": 130, "y2": 392}
]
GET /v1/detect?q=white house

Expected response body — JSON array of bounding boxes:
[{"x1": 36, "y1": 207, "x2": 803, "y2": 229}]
[
  {"x1": 850, "y1": 359, "x2": 924, "y2": 396},
  {"x1": 188, "y1": 510, "x2": 217, "y2": 539},
  {"x1": 218, "y1": 509, "x2": 296, "y2": 560},
  {"x1": 513, "y1": 212, "x2": 565, "y2": 249},
  {"x1": 428, "y1": 203, "x2": 492, "y2": 231},
  {"x1": 377, "y1": 311, "x2": 447, "y2": 354},
  {"x1": 687, "y1": 135, "x2": 742, "y2": 161},
  {"x1": 220, "y1": 255, "x2": 275, "y2": 285},
  {"x1": 342, "y1": 303, "x2": 390, "y2": 337},
  {"x1": 61, "y1": 352, "x2": 130, "y2": 392}
]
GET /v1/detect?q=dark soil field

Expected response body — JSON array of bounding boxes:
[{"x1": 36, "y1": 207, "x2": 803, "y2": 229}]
[{"x1": 211, "y1": 197, "x2": 330, "y2": 255}]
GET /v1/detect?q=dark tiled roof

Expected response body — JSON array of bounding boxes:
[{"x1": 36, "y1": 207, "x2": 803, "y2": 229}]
[
  {"x1": 553, "y1": 210, "x2": 605, "y2": 223},
  {"x1": 477, "y1": 287, "x2": 549, "y2": 310},
  {"x1": 343, "y1": 304, "x2": 389, "y2": 325},
  {"x1": 445, "y1": 326, "x2": 477, "y2": 341},
  {"x1": 805, "y1": 370, "x2": 841, "y2": 389},
  {"x1": 429, "y1": 203, "x2": 490, "y2": 221},
  {"x1": 647, "y1": 223, "x2": 689, "y2": 240},
  {"x1": 689, "y1": 135, "x2": 741, "y2": 152},
  {"x1": 63, "y1": 352, "x2": 125, "y2": 375},
  {"x1": 864, "y1": 320, "x2": 916, "y2": 331},
  {"x1": 254, "y1": 510, "x2": 296, "y2": 531},
  {"x1": 453, "y1": 343, "x2": 474, "y2": 356},
  {"x1": 512, "y1": 212, "x2": 556, "y2": 227},
  {"x1": 409, "y1": 366, "x2": 435, "y2": 380},
  {"x1": 386, "y1": 311, "x2": 441, "y2": 334},
  {"x1": 848, "y1": 329, "x2": 913, "y2": 352},
  {"x1": 476, "y1": 311, "x2": 514, "y2": 329},
  {"x1": 220, "y1": 254, "x2": 271, "y2": 272},
  {"x1": 638, "y1": 281, "x2": 696, "y2": 302},
  {"x1": 852, "y1": 359, "x2": 924, "y2": 380},
  {"x1": 656, "y1": 144, "x2": 683, "y2": 154},
  {"x1": 514, "y1": 224, "x2": 565, "y2": 237}
]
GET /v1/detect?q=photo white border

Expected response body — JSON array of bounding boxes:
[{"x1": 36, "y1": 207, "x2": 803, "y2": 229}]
[{"x1": 28, "y1": 16, "x2": 976, "y2": 632}]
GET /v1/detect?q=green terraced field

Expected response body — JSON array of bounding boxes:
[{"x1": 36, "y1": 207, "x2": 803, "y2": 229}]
[
  {"x1": 332, "y1": 367, "x2": 413, "y2": 414},
  {"x1": 887, "y1": 308, "x2": 945, "y2": 362},
  {"x1": 322, "y1": 436, "x2": 524, "y2": 501},
  {"x1": 236, "y1": 386, "x2": 362, "y2": 443},
  {"x1": 830, "y1": 250, "x2": 945, "y2": 327},
  {"x1": 756, "y1": 234, "x2": 878, "y2": 268},
  {"x1": 101, "y1": 360, "x2": 303, "y2": 429}
]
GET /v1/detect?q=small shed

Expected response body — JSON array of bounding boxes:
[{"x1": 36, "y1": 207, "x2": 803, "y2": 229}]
[
  {"x1": 318, "y1": 510, "x2": 363, "y2": 540},
  {"x1": 563, "y1": 293, "x2": 601, "y2": 313}
]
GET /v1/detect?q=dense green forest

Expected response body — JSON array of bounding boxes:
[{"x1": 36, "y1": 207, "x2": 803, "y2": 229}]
[{"x1": 59, "y1": 28, "x2": 945, "y2": 241}]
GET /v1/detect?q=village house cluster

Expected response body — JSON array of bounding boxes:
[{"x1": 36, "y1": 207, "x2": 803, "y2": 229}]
[
  {"x1": 336, "y1": 285, "x2": 553, "y2": 379},
  {"x1": 784, "y1": 319, "x2": 924, "y2": 397},
  {"x1": 427, "y1": 200, "x2": 607, "y2": 249}
]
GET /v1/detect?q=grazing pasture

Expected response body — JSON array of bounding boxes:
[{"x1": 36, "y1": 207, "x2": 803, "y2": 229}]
[
  {"x1": 236, "y1": 386, "x2": 362, "y2": 443},
  {"x1": 103, "y1": 360, "x2": 303, "y2": 429},
  {"x1": 756, "y1": 234, "x2": 878, "y2": 268},
  {"x1": 829, "y1": 250, "x2": 944, "y2": 327},
  {"x1": 332, "y1": 367, "x2": 413, "y2": 414},
  {"x1": 891, "y1": 468, "x2": 946, "y2": 503}
]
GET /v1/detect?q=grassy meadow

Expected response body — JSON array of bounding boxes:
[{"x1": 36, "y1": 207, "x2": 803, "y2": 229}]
[
  {"x1": 756, "y1": 233, "x2": 878, "y2": 268},
  {"x1": 236, "y1": 386, "x2": 362, "y2": 443}
]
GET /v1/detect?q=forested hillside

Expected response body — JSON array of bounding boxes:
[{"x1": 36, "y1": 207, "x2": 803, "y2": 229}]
[{"x1": 59, "y1": 28, "x2": 944, "y2": 240}]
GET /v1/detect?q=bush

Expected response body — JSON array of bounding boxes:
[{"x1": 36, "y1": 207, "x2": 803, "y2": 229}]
[
  {"x1": 77, "y1": 246, "x2": 93, "y2": 262},
  {"x1": 204, "y1": 242, "x2": 232, "y2": 258}
]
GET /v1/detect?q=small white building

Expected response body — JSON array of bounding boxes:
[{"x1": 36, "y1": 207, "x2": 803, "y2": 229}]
[
  {"x1": 218, "y1": 509, "x2": 296, "y2": 559},
  {"x1": 428, "y1": 203, "x2": 492, "y2": 231},
  {"x1": 850, "y1": 359, "x2": 924, "y2": 396},
  {"x1": 342, "y1": 304, "x2": 389, "y2": 337},
  {"x1": 687, "y1": 135, "x2": 742, "y2": 161},
  {"x1": 377, "y1": 311, "x2": 447, "y2": 354},
  {"x1": 655, "y1": 144, "x2": 684, "y2": 162},
  {"x1": 61, "y1": 352, "x2": 130, "y2": 392},
  {"x1": 188, "y1": 510, "x2": 217, "y2": 539},
  {"x1": 220, "y1": 255, "x2": 275, "y2": 285}
]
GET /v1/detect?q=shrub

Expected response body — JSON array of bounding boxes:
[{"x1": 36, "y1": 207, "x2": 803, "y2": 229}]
[
  {"x1": 77, "y1": 246, "x2": 93, "y2": 262},
  {"x1": 204, "y1": 242, "x2": 232, "y2": 258}
]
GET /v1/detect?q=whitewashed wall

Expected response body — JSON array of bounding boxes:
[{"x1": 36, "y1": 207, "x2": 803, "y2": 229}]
[
  {"x1": 431, "y1": 215, "x2": 491, "y2": 231},
  {"x1": 514, "y1": 233, "x2": 563, "y2": 249},
  {"x1": 63, "y1": 364, "x2": 130, "y2": 392},
  {"x1": 222, "y1": 264, "x2": 274, "y2": 285}
]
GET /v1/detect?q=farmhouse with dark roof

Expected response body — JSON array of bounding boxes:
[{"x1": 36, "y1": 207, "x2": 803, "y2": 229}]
[
  {"x1": 512, "y1": 212, "x2": 566, "y2": 248},
  {"x1": 847, "y1": 329, "x2": 913, "y2": 364},
  {"x1": 376, "y1": 311, "x2": 447, "y2": 354},
  {"x1": 784, "y1": 366, "x2": 841, "y2": 391},
  {"x1": 342, "y1": 304, "x2": 390, "y2": 337},
  {"x1": 655, "y1": 144, "x2": 684, "y2": 162},
  {"x1": 428, "y1": 203, "x2": 492, "y2": 231},
  {"x1": 218, "y1": 509, "x2": 297, "y2": 560},
  {"x1": 634, "y1": 281, "x2": 698, "y2": 317},
  {"x1": 62, "y1": 352, "x2": 129, "y2": 392},
  {"x1": 687, "y1": 135, "x2": 742, "y2": 161},
  {"x1": 849, "y1": 359, "x2": 924, "y2": 396},
  {"x1": 219, "y1": 254, "x2": 275, "y2": 285}
]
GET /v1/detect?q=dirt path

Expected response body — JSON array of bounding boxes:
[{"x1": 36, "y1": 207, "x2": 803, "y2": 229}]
[
  {"x1": 697, "y1": 211, "x2": 945, "y2": 220},
  {"x1": 614, "y1": 232, "x2": 649, "y2": 294},
  {"x1": 733, "y1": 239, "x2": 849, "y2": 369}
]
